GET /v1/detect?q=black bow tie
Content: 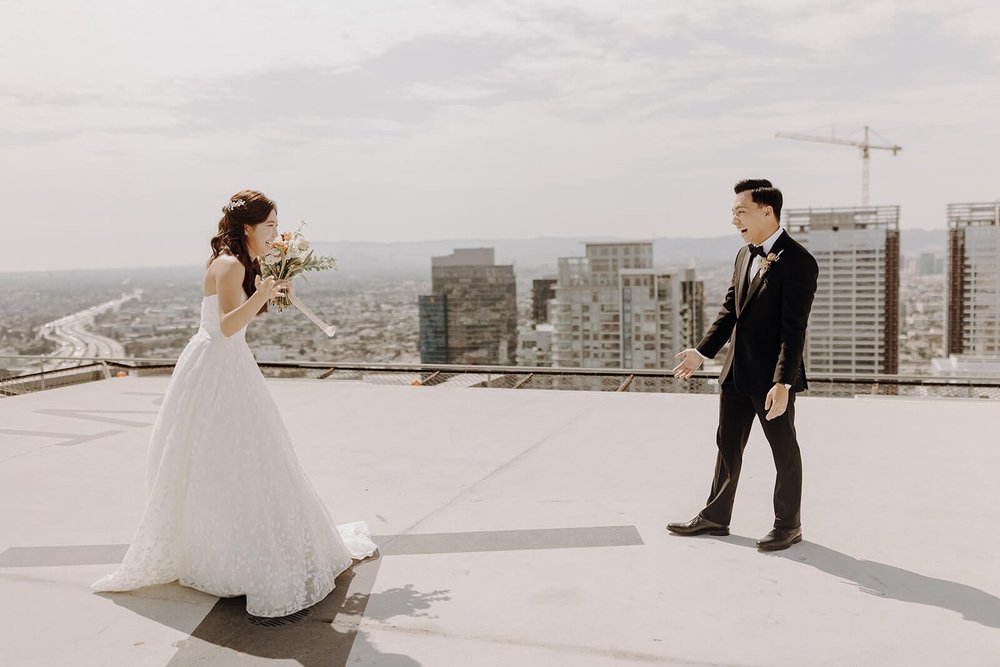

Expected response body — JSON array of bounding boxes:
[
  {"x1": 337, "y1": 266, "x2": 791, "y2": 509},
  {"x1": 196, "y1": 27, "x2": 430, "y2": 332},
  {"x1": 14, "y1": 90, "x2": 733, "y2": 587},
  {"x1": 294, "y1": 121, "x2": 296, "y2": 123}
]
[{"x1": 748, "y1": 244, "x2": 767, "y2": 258}]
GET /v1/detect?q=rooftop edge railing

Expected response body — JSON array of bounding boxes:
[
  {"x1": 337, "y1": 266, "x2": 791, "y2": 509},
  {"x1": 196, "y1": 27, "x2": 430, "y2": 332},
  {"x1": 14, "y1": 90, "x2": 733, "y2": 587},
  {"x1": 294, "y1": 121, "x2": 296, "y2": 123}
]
[{"x1": 2, "y1": 354, "x2": 999, "y2": 400}]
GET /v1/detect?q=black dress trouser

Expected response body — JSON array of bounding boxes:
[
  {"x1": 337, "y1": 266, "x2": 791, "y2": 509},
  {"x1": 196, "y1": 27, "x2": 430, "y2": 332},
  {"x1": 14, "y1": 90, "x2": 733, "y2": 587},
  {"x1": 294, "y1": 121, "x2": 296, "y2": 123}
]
[{"x1": 699, "y1": 383, "x2": 802, "y2": 529}]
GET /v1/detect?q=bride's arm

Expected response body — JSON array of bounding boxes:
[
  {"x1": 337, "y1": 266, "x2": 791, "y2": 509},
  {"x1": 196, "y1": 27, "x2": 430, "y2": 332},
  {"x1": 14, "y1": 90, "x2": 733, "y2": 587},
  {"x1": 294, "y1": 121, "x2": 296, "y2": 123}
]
[{"x1": 214, "y1": 257, "x2": 277, "y2": 338}]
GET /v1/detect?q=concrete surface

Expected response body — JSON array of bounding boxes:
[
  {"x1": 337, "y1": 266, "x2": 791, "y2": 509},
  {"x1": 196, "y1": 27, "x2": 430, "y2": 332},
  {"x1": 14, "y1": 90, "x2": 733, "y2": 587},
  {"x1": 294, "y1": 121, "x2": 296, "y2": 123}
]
[{"x1": 1, "y1": 377, "x2": 998, "y2": 666}]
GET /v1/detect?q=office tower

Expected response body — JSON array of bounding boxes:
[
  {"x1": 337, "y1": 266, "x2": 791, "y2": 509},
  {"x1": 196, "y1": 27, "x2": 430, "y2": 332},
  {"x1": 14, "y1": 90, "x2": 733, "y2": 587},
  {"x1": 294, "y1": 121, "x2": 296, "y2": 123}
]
[
  {"x1": 946, "y1": 201, "x2": 1000, "y2": 358},
  {"x1": 620, "y1": 268, "x2": 706, "y2": 369},
  {"x1": 551, "y1": 242, "x2": 651, "y2": 368},
  {"x1": 681, "y1": 267, "x2": 706, "y2": 349},
  {"x1": 418, "y1": 248, "x2": 517, "y2": 365},
  {"x1": 550, "y1": 241, "x2": 703, "y2": 369},
  {"x1": 418, "y1": 294, "x2": 448, "y2": 364},
  {"x1": 786, "y1": 206, "x2": 900, "y2": 376},
  {"x1": 531, "y1": 278, "x2": 557, "y2": 324}
]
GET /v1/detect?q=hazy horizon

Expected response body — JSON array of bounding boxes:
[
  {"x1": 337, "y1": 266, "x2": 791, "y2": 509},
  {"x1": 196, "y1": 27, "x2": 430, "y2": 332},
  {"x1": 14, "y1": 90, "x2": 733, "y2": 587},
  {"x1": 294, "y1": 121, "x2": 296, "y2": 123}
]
[
  {"x1": 4, "y1": 1, "x2": 998, "y2": 272},
  {"x1": 0, "y1": 227, "x2": 949, "y2": 276}
]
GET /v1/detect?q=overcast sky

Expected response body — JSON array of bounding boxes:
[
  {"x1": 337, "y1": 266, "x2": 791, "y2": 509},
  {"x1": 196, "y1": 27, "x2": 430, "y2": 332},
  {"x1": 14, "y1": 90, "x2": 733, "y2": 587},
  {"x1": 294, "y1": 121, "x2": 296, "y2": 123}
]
[{"x1": 3, "y1": 0, "x2": 999, "y2": 271}]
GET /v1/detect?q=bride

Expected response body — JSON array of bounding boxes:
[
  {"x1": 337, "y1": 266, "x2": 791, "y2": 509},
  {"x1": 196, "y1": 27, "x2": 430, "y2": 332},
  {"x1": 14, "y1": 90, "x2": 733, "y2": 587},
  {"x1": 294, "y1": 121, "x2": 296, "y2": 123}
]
[{"x1": 92, "y1": 190, "x2": 377, "y2": 617}]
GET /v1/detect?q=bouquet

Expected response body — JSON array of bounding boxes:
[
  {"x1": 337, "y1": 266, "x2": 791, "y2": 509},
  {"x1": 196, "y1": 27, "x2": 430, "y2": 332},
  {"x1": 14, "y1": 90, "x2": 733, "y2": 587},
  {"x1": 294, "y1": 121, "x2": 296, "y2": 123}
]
[
  {"x1": 259, "y1": 221, "x2": 337, "y2": 310},
  {"x1": 258, "y1": 221, "x2": 339, "y2": 336}
]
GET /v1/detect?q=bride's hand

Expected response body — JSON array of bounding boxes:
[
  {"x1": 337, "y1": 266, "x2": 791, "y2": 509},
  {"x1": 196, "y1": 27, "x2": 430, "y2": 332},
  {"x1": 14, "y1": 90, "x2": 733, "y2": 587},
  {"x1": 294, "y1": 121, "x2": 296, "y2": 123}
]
[{"x1": 254, "y1": 275, "x2": 284, "y2": 301}]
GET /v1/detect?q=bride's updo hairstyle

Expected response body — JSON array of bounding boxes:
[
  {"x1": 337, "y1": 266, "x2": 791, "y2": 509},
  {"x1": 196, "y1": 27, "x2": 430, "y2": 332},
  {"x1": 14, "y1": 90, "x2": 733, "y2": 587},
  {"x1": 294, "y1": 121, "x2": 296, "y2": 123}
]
[{"x1": 208, "y1": 190, "x2": 277, "y2": 305}]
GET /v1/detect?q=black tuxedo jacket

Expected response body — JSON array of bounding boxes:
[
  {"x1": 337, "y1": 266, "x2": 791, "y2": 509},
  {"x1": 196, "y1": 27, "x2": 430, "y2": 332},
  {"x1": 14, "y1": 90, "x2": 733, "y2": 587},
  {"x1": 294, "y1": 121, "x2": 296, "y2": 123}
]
[{"x1": 697, "y1": 230, "x2": 819, "y2": 394}]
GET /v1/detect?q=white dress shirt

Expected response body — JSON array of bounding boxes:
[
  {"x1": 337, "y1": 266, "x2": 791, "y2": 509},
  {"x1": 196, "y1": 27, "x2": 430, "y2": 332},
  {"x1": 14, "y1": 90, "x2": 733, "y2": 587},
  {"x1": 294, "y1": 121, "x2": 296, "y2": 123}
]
[{"x1": 749, "y1": 227, "x2": 785, "y2": 280}]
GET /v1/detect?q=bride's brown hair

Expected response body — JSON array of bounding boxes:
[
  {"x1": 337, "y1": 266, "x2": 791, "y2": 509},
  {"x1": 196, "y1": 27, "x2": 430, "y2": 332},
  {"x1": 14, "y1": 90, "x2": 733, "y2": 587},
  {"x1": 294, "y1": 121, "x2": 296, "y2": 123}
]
[{"x1": 208, "y1": 190, "x2": 277, "y2": 312}]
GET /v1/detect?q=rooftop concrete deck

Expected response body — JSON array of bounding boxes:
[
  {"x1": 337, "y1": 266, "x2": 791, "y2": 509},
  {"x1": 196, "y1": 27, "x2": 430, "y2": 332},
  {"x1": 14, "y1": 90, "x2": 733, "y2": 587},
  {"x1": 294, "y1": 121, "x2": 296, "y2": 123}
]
[{"x1": 1, "y1": 377, "x2": 998, "y2": 666}]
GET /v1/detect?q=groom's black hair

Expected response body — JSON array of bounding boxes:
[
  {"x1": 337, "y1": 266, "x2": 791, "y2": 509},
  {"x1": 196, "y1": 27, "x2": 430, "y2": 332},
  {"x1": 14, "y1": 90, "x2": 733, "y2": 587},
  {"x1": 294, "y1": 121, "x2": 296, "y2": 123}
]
[{"x1": 735, "y1": 178, "x2": 783, "y2": 221}]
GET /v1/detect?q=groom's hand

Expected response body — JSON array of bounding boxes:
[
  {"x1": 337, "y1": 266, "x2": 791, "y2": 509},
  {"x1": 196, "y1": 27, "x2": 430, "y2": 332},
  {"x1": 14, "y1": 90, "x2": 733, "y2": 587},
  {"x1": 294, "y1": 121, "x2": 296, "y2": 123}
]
[
  {"x1": 672, "y1": 348, "x2": 704, "y2": 379},
  {"x1": 764, "y1": 383, "x2": 789, "y2": 421}
]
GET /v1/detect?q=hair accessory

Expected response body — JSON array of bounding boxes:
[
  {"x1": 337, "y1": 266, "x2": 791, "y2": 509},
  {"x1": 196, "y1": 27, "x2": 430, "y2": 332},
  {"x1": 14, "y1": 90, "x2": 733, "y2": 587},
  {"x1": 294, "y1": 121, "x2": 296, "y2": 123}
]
[{"x1": 225, "y1": 199, "x2": 246, "y2": 212}]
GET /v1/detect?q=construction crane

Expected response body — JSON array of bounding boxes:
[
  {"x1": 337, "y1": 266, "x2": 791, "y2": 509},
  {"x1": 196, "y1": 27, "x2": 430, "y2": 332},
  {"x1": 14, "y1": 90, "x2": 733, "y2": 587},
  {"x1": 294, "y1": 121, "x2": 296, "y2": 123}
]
[{"x1": 775, "y1": 125, "x2": 902, "y2": 207}]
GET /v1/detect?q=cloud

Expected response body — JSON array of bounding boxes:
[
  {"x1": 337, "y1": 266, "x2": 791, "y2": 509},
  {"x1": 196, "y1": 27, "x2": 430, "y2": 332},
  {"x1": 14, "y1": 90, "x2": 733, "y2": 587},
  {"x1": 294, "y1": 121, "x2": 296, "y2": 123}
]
[{"x1": 2, "y1": 0, "x2": 1000, "y2": 271}]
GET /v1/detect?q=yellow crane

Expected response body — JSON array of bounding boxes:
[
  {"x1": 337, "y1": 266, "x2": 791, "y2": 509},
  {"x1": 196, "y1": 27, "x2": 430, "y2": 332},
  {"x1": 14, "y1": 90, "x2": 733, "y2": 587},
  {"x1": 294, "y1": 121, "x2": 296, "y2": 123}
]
[{"x1": 775, "y1": 125, "x2": 902, "y2": 207}]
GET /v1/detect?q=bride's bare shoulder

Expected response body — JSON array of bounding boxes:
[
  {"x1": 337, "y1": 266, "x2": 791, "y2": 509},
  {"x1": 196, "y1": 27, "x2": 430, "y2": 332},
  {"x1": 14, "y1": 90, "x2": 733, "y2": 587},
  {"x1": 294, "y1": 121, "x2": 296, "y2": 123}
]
[{"x1": 209, "y1": 254, "x2": 244, "y2": 276}]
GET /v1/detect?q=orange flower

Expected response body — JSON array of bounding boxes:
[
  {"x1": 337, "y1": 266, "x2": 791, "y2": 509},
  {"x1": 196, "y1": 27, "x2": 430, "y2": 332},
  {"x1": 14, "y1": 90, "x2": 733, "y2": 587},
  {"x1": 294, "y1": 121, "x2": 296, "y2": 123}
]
[{"x1": 281, "y1": 231, "x2": 293, "y2": 242}]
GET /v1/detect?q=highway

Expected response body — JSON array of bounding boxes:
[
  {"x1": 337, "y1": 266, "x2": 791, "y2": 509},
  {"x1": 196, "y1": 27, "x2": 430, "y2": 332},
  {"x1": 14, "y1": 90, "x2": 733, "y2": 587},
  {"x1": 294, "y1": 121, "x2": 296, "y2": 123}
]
[{"x1": 38, "y1": 290, "x2": 142, "y2": 368}]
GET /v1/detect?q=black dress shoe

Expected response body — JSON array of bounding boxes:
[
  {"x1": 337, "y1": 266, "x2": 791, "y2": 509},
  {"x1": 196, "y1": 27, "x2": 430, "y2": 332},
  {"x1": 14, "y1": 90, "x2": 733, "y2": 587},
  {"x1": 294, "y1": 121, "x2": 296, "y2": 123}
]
[
  {"x1": 756, "y1": 527, "x2": 802, "y2": 551},
  {"x1": 666, "y1": 516, "x2": 730, "y2": 536}
]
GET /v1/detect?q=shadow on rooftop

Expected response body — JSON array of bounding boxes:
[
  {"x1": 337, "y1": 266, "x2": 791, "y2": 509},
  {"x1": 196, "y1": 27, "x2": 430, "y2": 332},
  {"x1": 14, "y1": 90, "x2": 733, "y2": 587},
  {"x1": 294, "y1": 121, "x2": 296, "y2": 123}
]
[
  {"x1": 100, "y1": 557, "x2": 450, "y2": 666},
  {"x1": 720, "y1": 535, "x2": 1000, "y2": 628}
]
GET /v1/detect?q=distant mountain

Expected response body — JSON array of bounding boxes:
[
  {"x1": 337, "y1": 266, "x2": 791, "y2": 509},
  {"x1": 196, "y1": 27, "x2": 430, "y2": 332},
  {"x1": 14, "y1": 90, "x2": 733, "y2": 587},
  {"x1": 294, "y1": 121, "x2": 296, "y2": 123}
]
[
  {"x1": 0, "y1": 229, "x2": 949, "y2": 279},
  {"x1": 314, "y1": 228, "x2": 948, "y2": 277}
]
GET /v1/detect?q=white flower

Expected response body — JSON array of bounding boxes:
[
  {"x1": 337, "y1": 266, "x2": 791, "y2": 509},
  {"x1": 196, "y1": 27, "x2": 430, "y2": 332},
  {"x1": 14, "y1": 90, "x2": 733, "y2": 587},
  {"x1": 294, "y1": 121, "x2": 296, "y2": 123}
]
[
  {"x1": 263, "y1": 252, "x2": 281, "y2": 265},
  {"x1": 295, "y1": 237, "x2": 310, "y2": 252}
]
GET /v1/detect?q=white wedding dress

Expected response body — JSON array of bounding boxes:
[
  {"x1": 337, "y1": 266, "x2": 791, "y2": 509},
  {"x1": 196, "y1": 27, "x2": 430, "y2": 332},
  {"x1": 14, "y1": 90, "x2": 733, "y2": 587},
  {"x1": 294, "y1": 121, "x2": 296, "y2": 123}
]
[{"x1": 92, "y1": 293, "x2": 376, "y2": 617}]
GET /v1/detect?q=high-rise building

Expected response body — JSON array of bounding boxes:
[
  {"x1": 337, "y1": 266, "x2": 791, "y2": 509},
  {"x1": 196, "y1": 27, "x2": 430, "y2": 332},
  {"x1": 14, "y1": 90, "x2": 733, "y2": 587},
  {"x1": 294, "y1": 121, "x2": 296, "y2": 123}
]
[
  {"x1": 551, "y1": 242, "x2": 651, "y2": 368},
  {"x1": 550, "y1": 242, "x2": 704, "y2": 369},
  {"x1": 785, "y1": 206, "x2": 900, "y2": 376},
  {"x1": 946, "y1": 201, "x2": 1000, "y2": 357},
  {"x1": 620, "y1": 269, "x2": 706, "y2": 369},
  {"x1": 531, "y1": 278, "x2": 557, "y2": 324},
  {"x1": 418, "y1": 294, "x2": 448, "y2": 364},
  {"x1": 418, "y1": 248, "x2": 517, "y2": 365},
  {"x1": 680, "y1": 268, "x2": 706, "y2": 350}
]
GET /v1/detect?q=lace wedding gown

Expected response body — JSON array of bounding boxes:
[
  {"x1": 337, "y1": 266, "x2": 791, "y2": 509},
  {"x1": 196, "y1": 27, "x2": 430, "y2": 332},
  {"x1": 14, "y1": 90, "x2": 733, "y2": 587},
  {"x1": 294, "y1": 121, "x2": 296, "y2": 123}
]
[{"x1": 92, "y1": 293, "x2": 376, "y2": 617}]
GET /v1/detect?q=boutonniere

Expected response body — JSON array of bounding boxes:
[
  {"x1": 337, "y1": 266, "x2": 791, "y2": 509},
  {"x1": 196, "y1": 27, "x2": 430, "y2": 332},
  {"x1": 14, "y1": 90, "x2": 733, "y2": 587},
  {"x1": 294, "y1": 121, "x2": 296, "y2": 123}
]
[{"x1": 758, "y1": 249, "x2": 784, "y2": 275}]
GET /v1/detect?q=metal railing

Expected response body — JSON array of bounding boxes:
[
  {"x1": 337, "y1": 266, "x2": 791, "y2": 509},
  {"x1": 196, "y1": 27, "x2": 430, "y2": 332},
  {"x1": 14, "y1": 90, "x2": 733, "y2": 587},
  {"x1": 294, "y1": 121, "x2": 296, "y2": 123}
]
[{"x1": 3, "y1": 354, "x2": 1000, "y2": 400}]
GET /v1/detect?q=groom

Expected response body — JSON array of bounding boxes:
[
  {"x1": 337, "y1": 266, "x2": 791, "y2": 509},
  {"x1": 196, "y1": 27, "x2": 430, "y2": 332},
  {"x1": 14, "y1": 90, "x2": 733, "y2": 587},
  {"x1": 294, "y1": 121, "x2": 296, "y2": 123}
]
[{"x1": 669, "y1": 179, "x2": 818, "y2": 551}]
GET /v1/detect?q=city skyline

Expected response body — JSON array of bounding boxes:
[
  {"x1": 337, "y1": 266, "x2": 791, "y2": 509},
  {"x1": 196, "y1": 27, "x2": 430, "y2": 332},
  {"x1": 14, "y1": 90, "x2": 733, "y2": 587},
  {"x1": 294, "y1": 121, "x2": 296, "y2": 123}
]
[
  {"x1": 3, "y1": 1, "x2": 1000, "y2": 272},
  {"x1": 0, "y1": 230, "x2": 983, "y2": 378}
]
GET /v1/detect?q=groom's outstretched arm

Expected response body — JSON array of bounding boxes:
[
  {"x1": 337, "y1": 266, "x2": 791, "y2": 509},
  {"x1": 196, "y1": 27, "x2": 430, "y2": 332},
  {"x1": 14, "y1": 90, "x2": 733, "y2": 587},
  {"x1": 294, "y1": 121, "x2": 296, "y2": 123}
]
[{"x1": 697, "y1": 252, "x2": 741, "y2": 359}]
